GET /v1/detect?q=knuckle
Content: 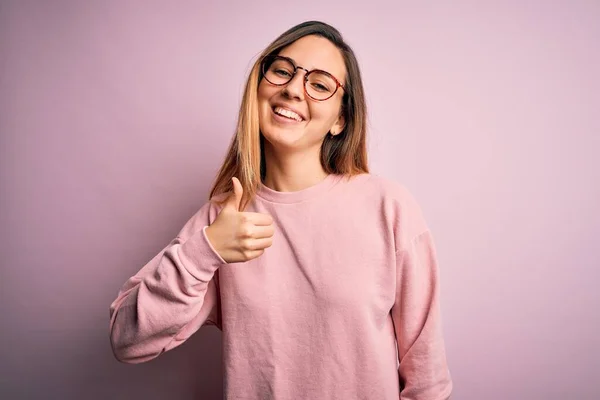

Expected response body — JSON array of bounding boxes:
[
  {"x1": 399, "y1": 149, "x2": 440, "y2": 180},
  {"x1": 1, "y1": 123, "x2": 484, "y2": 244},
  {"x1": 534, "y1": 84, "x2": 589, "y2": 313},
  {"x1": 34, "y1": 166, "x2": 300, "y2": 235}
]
[
  {"x1": 242, "y1": 250, "x2": 253, "y2": 261},
  {"x1": 242, "y1": 238, "x2": 253, "y2": 250},
  {"x1": 241, "y1": 225, "x2": 253, "y2": 238}
]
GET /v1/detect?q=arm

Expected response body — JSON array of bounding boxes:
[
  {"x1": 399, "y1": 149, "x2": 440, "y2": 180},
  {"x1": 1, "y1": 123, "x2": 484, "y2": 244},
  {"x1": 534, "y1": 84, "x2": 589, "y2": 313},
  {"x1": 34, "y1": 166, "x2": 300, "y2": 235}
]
[
  {"x1": 391, "y1": 230, "x2": 453, "y2": 399},
  {"x1": 109, "y1": 218, "x2": 226, "y2": 364}
]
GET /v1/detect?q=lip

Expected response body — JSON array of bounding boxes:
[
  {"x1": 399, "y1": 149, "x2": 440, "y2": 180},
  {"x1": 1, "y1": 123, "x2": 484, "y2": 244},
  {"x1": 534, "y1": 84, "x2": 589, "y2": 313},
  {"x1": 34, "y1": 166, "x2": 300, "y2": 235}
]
[{"x1": 271, "y1": 102, "x2": 307, "y2": 121}]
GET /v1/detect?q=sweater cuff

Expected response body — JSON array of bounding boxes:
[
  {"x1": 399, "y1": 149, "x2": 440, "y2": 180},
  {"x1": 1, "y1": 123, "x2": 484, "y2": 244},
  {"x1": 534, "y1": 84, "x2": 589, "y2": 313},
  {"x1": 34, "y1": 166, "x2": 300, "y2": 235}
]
[
  {"x1": 178, "y1": 226, "x2": 227, "y2": 281},
  {"x1": 201, "y1": 225, "x2": 228, "y2": 264}
]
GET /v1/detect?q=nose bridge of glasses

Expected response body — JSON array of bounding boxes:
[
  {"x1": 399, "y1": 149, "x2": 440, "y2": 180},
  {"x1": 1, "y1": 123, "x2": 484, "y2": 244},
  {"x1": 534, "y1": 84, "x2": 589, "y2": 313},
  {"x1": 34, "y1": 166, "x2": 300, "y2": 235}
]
[
  {"x1": 288, "y1": 64, "x2": 310, "y2": 85},
  {"x1": 296, "y1": 65, "x2": 310, "y2": 77},
  {"x1": 285, "y1": 65, "x2": 309, "y2": 92}
]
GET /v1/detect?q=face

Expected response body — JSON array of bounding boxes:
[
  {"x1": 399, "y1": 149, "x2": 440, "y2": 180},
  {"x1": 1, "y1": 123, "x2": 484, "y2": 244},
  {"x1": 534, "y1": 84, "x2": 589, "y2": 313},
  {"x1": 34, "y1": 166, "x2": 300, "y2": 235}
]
[{"x1": 257, "y1": 35, "x2": 346, "y2": 151}]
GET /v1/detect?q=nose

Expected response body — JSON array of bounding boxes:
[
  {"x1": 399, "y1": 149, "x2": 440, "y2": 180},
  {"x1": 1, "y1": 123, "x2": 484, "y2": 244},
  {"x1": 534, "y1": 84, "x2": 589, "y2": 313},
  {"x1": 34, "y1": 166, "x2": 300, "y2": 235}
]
[{"x1": 282, "y1": 67, "x2": 308, "y2": 100}]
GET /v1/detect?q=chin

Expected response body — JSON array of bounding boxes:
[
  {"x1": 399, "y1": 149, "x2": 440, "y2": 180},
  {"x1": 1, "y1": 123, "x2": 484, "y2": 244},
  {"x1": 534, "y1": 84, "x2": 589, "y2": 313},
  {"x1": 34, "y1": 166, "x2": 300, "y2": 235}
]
[{"x1": 261, "y1": 126, "x2": 305, "y2": 148}]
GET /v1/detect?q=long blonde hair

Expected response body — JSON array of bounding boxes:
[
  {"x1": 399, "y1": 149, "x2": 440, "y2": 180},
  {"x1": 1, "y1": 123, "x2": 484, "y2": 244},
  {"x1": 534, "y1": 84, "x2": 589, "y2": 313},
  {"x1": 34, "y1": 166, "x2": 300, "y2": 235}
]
[{"x1": 208, "y1": 21, "x2": 369, "y2": 210}]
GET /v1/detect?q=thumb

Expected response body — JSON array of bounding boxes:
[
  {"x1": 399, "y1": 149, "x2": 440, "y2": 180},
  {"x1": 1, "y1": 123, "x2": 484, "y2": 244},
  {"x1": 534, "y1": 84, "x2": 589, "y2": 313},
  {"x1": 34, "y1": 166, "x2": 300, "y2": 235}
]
[{"x1": 225, "y1": 177, "x2": 243, "y2": 212}]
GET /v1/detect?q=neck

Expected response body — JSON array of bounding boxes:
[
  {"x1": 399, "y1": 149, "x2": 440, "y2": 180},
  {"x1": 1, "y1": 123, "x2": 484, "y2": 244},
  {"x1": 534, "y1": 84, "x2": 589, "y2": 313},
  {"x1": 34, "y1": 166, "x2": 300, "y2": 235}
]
[{"x1": 262, "y1": 142, "x2": 328, "y2": 192}]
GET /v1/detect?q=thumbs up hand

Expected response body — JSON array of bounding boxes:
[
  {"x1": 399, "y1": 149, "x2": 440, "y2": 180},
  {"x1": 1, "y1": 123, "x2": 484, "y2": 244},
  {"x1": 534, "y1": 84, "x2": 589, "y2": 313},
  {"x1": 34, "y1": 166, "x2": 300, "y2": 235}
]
[{"x1": 205, "y1": 177, "x2": 275, "y2": 263}]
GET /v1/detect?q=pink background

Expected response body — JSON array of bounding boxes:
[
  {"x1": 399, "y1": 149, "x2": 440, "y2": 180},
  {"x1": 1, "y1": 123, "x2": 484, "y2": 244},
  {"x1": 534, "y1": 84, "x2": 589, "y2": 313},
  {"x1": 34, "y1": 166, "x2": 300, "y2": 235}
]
[{"x1": 1, "y1": 1, "x2": 598, "y2": 399}]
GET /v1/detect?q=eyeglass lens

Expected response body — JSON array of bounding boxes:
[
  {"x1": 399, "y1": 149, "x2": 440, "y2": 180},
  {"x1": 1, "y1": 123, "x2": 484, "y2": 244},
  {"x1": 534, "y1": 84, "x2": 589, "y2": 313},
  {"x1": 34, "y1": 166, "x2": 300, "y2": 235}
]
[{"x1": 263, "y1": 57, "x2": 338, "y2": 100}]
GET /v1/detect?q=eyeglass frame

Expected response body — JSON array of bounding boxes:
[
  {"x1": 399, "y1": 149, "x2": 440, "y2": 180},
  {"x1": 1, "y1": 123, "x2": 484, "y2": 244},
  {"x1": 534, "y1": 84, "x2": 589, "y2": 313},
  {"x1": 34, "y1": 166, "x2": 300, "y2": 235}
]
[{"x1": 260, "y1": 54, "x2": 346, "y2": 101}]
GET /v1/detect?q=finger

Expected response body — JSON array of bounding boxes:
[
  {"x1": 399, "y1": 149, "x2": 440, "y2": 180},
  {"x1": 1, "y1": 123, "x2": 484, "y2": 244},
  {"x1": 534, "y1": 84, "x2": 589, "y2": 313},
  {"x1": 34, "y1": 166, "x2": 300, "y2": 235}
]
[
  {"x1": 242, "y1": 212, "x2": 274, "y2": 226},
  {"x1": 244, "y1": 237, "x2": 274, "y2": 251},
  {"x1": 242, "y1": 249, "x2": 265, "y2": 260},
  {"x1": 225, "y1": 177, "x2": 243, "y2": 211},
  {"x1": 250, "y1": 224, "x2": 275, "y2": 239}
]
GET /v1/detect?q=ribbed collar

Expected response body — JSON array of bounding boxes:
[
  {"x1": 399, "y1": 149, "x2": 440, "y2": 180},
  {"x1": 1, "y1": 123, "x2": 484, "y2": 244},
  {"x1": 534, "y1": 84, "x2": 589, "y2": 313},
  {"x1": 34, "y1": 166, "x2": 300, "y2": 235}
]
[{"x1": 256, "y1": 173, "x2": 343, "y2": 204}]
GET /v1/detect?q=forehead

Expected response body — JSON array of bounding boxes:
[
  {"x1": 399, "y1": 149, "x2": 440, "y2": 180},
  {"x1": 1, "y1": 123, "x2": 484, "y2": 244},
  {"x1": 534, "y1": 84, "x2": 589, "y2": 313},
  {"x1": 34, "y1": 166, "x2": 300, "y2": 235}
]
[{"x1": 278, "y1": 35, "x2": 346, "y2": 81}]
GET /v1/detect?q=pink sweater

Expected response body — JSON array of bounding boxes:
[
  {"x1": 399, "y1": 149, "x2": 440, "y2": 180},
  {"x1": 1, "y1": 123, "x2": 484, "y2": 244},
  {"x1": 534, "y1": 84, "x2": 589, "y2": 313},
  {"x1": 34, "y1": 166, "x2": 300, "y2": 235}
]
[{"x1": 109, "y1": 173, "x2": 453, "y2": 399}]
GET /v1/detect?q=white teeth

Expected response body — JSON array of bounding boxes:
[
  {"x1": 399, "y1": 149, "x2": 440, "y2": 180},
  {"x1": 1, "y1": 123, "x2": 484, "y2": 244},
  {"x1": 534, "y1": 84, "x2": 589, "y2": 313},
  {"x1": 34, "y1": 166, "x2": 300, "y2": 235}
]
[{"x1": 274, "y1": 106, "x2": 303, "y2": 122}]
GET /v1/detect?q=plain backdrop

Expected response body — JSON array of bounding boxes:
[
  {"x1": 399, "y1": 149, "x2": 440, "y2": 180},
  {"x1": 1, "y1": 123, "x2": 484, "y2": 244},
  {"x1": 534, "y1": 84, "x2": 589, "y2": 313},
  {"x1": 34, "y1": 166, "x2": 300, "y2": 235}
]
[{"x1": 1, "y1": 1, "x2": 599, "y2": 399}]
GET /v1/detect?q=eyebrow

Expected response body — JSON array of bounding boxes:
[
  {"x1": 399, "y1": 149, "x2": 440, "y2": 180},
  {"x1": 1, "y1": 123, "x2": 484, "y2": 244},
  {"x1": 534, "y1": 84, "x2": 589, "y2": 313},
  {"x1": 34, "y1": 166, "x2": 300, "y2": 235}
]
[
  {"x1": 277, "y1": 54, "x2": 345, "y2": 85},
  {"x1": 283, "y1": 55, "x2": 325, "y2": 73}
]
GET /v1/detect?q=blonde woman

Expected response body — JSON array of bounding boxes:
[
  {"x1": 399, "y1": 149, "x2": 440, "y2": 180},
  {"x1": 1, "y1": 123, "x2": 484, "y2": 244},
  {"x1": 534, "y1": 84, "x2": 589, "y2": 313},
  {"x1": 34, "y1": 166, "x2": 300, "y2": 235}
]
[{"x1": 109, "y1": 20, "x2": 453, "y2": 400}]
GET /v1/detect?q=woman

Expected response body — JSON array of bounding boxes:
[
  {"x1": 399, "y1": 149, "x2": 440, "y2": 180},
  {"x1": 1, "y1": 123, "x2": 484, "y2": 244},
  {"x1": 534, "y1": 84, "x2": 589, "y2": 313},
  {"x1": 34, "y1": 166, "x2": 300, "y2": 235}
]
[{"x1": 109, "y1": 20, "x2": 453, "y2": 399}]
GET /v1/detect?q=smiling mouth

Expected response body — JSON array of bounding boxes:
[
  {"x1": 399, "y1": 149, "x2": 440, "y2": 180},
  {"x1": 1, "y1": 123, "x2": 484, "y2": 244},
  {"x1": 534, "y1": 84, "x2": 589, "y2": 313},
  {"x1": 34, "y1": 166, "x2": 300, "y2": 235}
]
[{"x1": 272, "y1": 106, "x2": 304, "y2": 122}]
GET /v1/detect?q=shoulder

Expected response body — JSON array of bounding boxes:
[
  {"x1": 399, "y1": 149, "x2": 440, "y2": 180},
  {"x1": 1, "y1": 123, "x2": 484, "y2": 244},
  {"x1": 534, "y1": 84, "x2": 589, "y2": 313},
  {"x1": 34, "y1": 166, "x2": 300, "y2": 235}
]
[
  {"x1": 354, "y1": 173, "x2": 415, "y2": 200},
  {"x1": 349, "y1": 173, "x2": 430, "y2": 251},
  {"x1": 344, "y1": 173, "x2": 423, "y2": 211}
]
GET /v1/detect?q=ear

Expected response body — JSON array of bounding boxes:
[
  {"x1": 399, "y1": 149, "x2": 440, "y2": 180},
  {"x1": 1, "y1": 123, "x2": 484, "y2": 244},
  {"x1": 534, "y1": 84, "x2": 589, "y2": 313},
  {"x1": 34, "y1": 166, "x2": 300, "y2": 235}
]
[{"x1": 330, "y1": 110, "x2": 346, "y2": 136}]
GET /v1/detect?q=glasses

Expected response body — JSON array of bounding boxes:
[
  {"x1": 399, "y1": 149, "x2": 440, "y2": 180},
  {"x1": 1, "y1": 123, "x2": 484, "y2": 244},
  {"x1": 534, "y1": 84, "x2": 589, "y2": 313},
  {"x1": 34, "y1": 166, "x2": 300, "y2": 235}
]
[{"x1": 260, "y1": 55, "x2": 345, "y2": 101}]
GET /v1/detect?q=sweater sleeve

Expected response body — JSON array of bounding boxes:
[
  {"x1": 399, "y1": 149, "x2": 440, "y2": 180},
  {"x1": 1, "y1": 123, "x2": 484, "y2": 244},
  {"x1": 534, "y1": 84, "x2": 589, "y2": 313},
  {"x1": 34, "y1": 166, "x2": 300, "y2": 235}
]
[
  {"x1": 391, "y1": 229, "x2": 453, "y2": 400},
  {"x1": 109, "y1": 203, "x2": 227, "y2": 364}
]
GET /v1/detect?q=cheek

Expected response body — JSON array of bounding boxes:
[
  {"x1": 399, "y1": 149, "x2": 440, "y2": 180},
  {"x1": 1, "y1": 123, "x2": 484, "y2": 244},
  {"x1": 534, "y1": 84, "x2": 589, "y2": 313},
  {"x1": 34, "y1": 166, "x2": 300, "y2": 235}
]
[
  {"x1": 309, "y1": 105, "x2": 340, "y2": 125},
  {"x1": 257, "y1": 88, "x2": 269, "y2": 118},
  {"x1": 257, "y1": 82, "x2": 267, "y2": 103},
  {"x1": 257, "y1": 79, "x2": 277, "y2": 102},
  {"x1": 257, "y1": 85, "x2": 275, "y2": 130}
]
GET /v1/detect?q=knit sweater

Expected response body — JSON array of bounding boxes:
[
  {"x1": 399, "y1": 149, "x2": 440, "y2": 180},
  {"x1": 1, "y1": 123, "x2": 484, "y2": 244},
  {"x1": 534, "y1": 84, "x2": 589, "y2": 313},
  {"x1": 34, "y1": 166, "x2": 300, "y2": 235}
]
[{"x1": 109, "y1": 173, "x2": 453, "y2": 399}]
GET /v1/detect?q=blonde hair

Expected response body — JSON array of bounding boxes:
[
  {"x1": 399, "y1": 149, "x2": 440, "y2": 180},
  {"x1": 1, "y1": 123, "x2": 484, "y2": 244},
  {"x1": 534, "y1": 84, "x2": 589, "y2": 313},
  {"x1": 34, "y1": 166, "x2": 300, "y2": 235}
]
[{"x1": 208, "y1": 21, "x2": 369, "y2": 210}]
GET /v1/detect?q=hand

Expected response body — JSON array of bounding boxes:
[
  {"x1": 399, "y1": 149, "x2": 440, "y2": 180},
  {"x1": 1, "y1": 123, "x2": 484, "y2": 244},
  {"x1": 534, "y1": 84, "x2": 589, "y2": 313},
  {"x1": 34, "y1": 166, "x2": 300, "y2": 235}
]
[{"x1": 205, "y1": 177, "x2": 275, "y2": 263}]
